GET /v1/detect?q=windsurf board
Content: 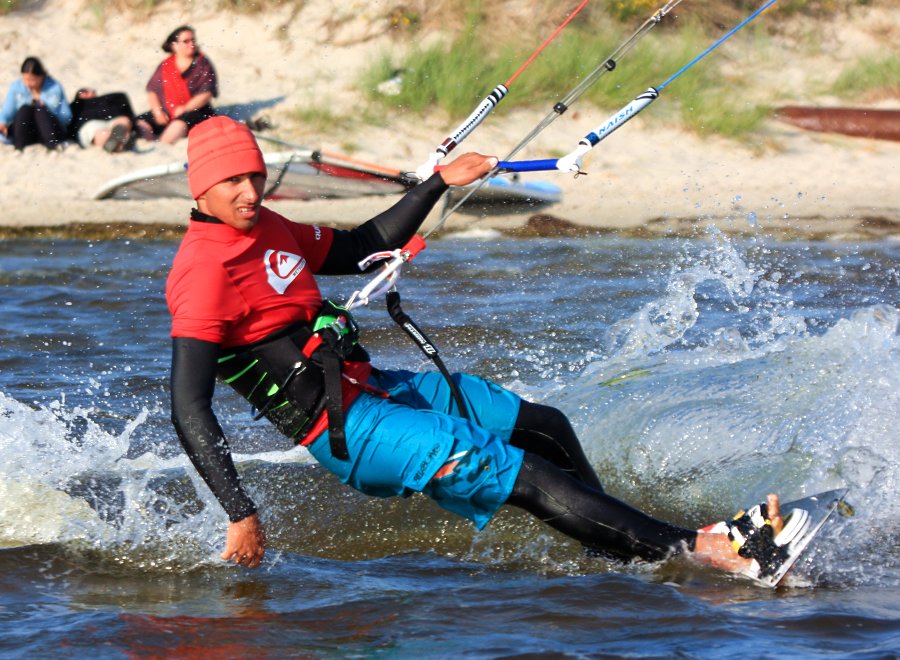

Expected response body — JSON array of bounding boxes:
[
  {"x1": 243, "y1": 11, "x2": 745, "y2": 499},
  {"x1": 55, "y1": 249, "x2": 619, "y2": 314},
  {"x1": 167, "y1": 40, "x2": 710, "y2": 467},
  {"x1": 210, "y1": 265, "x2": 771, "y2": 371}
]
[{"x1": 93, "y1": 150, "x2": 562, "y2": 212}]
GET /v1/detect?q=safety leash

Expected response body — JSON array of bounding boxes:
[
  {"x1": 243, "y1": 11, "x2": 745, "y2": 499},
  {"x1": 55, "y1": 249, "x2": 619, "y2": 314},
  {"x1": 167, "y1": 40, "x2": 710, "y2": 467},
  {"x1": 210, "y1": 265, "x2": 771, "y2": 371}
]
[
  {"x1": 386, "y1": 290, "x2": 470, "y2": 420},
  {"x1": 344, "y1": 236, "x2": 470, "y2": 419}
]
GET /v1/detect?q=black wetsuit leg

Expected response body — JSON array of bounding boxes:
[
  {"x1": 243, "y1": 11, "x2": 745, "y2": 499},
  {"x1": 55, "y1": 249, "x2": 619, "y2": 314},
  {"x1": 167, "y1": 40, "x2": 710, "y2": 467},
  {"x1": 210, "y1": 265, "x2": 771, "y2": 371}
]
[
  {"x1": 507, "y1": 453, "x2": 697, "y2": 562},
  {"x1": 178, "y1": 105, "x2": 217, "y2": 130},
  {"x1": 510, "y1": 401, "x2": 604, "y2": 492}
]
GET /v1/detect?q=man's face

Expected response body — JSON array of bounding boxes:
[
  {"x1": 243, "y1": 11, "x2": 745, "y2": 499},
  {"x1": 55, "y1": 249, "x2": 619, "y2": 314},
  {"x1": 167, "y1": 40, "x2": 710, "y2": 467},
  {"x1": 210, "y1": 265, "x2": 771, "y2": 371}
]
[{"x1": 197, "y1": 172, "x2": 266, "y2": 231}]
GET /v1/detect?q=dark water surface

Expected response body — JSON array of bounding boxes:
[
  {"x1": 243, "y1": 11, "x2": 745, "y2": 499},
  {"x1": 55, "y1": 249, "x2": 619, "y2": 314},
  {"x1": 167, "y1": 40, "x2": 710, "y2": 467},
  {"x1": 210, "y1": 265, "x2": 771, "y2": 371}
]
[{"x1": 1, "y1": 232, "x2": 898, "y2": 657}]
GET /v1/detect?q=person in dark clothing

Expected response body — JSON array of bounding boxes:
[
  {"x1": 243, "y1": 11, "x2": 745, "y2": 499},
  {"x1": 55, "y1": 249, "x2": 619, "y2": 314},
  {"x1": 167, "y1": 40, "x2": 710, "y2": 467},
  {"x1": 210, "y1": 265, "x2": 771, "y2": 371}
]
[
  {"x1": 0, "y1": 57, "x2": 71, "y2": 151},
  {"x1": 167, "y1": 117, "x2": 784, "y2": 580},
  {"x1": 69, "y1": 88, "x2": 139, "y2": 152}
]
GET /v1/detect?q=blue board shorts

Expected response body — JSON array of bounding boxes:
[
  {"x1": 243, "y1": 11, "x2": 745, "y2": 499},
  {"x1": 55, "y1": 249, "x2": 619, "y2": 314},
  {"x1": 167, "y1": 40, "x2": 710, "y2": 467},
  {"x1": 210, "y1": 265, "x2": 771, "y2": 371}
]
[{"x1": 306, "y1": 369, "x2": 524, "y2": 529}]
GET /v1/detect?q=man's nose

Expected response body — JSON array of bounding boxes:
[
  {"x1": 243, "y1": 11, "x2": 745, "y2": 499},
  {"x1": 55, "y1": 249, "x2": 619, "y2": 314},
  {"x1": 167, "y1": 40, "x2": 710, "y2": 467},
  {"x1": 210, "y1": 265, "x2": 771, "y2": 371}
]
[{"x1": 237, "y1": 177, "x2": 260, "y2": 201}]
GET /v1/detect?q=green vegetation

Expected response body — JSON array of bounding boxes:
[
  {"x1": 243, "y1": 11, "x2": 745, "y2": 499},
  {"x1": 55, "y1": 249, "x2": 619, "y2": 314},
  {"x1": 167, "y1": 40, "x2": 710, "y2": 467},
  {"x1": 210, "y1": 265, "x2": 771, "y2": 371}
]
[
  {"x1": 216, "y1": 0, "x2": 304, "y2": 13},
  {"x1": 831, "y1": 53, "x2": 900, "y2": 99},
  {"x1": 361, "y1": 15, "x2": 772, "y2": 139},
  {"x1": 5, "y1": 0, "x2": 886, "y2": 141},
  {"x1": 84, "y1": 0, "x2": 304, "y2": 12},
  {"x1": 0, "y1": 0, "x2": 23, "y2": 15},
  {"x1": 290, "y1": 104, "x2": 355, "y2": 135},
  {"x1": 351, "y1": 0, "x2": 884, "y2": 141},
  {"x1": 287, "y1": 102, "x2": 389, "y2": 143},
  {"x1": 81, "y1": 0, "x2": 165, "y2": 22},
  {"x1": 78, "y1": 0, "x2": 306, "y2": 21},
  {"x1": 610, "y1": 0, "x2": 662, "y2": 22}
]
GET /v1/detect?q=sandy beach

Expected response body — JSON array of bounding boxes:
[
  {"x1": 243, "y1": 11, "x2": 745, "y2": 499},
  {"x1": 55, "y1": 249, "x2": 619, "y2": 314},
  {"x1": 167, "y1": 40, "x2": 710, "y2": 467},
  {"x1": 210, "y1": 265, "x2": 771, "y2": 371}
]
[{"x1": 1, "y1": 0, "x2": 898, "y2": 240}]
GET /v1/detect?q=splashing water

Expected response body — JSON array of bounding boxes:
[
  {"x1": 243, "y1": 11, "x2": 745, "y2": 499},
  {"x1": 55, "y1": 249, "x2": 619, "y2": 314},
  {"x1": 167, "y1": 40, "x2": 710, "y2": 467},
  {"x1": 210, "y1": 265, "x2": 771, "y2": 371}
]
[
  {"x1": 0, "y1": 236, "x2": 897, "y2": 588},
  {"x1": 605, "y1": 237, "x2": 763, "y2": 358},
  {"x1": 552, "y1": 237, "x2": 899, "y2": 587}
]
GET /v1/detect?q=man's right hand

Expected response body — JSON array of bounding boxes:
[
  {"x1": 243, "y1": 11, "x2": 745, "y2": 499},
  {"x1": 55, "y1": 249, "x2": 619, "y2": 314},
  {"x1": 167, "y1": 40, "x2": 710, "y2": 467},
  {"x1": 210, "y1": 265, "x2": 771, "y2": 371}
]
[
  {"x1": 438, "y1": 152, "x2": 499, "y2": 187},
  {"x1": 220, "y1": 513, "x2": 267, "y2": 568}
]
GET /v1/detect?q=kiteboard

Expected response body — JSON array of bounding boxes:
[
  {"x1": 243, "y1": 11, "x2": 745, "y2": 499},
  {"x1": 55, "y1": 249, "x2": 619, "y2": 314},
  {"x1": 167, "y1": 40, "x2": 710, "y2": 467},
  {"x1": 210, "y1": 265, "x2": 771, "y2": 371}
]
[
  {"x1": 704, "y1": 488, "x2": 852, "y2": 588},
  {"x1": 92, "y1": 149, "x2": 561, "y2": 212}
]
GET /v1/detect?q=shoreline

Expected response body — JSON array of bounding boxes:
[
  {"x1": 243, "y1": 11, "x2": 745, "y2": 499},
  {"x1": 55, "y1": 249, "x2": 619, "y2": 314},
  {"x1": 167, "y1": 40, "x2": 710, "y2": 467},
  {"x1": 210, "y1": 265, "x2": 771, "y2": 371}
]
[
  {"x1": 4, "y1": 115, "x2": 899, "y2": 242},
  {"x1": 1, "y1": 1, "x2": 898, "y2": 241},
  {"x1": 3, "y1": 209, "x2": 896, "y2": 243}
]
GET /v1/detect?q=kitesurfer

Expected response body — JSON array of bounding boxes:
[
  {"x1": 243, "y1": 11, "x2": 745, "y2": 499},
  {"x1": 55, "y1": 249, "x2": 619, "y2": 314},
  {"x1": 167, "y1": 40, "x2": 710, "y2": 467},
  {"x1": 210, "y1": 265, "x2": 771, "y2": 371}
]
[{"x1": 168, "y1": 116, "x2": 782, "y2": 576}]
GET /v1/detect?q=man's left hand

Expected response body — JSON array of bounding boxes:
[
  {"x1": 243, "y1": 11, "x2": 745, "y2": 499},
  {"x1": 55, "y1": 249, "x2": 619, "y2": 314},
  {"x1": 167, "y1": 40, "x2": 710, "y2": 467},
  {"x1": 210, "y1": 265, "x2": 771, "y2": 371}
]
[{"x1": 220, "y1": 513, "x2": 267, "y2": 568}]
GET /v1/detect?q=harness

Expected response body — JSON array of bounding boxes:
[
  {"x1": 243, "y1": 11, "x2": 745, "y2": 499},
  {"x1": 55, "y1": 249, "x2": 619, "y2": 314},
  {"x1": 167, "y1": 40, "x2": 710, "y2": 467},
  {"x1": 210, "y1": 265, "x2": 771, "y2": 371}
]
[
  {"x1": 216, "y1": 235, "x2": 468, "y2": 462},
  {"x1": 216, "y1": 299, "x2": 365, "y2": 460}
]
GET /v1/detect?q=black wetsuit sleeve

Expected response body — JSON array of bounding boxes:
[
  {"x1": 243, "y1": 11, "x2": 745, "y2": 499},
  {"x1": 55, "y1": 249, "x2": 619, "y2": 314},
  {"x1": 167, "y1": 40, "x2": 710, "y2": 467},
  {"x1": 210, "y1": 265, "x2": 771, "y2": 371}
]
[
  {"x1": 170, "y1": 337, "x2": 257, "y2": 522},
  {"x1": 317, "y1": 173, "x2": 448, "y2": 275}
]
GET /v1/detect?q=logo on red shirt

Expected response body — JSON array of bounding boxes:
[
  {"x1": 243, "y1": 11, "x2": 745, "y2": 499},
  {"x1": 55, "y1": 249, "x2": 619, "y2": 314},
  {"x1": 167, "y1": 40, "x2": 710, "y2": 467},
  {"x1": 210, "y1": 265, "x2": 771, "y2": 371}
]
[{"x1": 264, "y1": 249, "x2": 306, "y2": 294}]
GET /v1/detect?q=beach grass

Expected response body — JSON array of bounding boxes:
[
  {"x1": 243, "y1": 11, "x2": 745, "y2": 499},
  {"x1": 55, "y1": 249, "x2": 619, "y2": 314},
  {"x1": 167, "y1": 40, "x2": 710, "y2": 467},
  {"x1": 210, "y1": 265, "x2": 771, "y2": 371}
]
[
  {"x1": 0, "y1": 0, "x2": 23, "y2": 14},
  {"x1": 360, "y1": 14, "x2": 775, "y2": 139},
  {"x1": 290, "y1": 105, "x2": 355, "y2": 135},
  {"x1": 351, "y1": 0, "x2": 884, "y2": 141},
  {"x1": 288, "y1": 103, "x2": 389, "y2": 142},
  {"x1": 830, "y1": 52, "x2": 900, "y2": 99}
]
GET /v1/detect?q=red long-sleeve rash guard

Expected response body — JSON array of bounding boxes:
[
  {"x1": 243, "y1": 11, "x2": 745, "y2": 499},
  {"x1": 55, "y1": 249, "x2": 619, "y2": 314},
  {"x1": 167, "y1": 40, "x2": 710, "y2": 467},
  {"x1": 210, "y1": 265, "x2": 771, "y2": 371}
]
[
  {"x1": 167, "y1": 174, "x2": 448, "y2": 522},
  {"x1": 167, "y1": 208, "x2": 332, "y2": 346}
]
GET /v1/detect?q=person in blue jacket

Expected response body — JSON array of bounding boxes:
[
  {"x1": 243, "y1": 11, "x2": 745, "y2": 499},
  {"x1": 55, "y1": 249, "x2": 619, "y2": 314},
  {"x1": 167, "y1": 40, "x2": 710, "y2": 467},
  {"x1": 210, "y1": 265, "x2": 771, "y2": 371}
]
[{"x1": 0, "y1": 57, "x2": 72, "y2": 151}]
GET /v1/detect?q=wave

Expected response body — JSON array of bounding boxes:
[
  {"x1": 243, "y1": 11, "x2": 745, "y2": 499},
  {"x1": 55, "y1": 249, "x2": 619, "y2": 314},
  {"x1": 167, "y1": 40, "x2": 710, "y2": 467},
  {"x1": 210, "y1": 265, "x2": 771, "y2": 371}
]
[{"x1": 548, "y1": 239, "x2": 899, "y2": 587}]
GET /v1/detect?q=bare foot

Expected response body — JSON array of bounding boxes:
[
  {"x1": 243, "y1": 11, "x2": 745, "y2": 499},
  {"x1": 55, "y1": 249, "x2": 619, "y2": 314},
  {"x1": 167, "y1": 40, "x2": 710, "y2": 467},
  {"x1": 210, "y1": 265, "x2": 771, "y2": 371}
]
[
  {"x1": 693, "y1": 530, "x2": 753, "y2": 573},
  {"x1": 692, "y1": 492, "x2": 784, "y2": 575},
  {"x1": 135, "y1": 119, "x2": 156, "y2": 141}
]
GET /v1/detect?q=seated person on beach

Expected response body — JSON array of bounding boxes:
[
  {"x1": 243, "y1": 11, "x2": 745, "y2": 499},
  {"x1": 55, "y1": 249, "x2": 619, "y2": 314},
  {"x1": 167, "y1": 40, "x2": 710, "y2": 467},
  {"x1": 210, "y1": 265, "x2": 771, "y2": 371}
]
[
  {"x1": 0, "y1": 57, "x2": 72, "y2": 151},
  {"x1": 69, "y1": 88, "x2": 143, "y2": 153},
  {"x1": 168, "y1": 116, "x2": 788, "y2": 581},
  {"x1": 135, "y1": 25, "x2": 217, "y2": 145}
]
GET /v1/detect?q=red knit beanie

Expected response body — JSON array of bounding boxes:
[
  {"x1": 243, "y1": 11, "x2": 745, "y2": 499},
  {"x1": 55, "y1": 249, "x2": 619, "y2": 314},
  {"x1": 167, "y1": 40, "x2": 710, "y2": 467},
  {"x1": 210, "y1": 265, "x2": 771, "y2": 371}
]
[{"x1": 187, "y1": 116, "x2": 267, "y2": 199}]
